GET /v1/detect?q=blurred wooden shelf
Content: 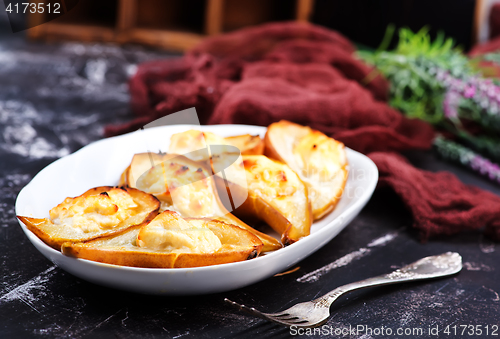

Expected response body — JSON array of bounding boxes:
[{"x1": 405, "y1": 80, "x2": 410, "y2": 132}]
[
  {"x1": 27, "y1": 0, "x2": 315, "y2": 51},
  {"x1": 29, "y1": 23, "x2": 116, "y2": 42}
]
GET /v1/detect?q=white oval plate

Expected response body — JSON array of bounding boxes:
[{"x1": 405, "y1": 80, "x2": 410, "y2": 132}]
[{"x1": 16, "y1": 124, "x2": 378, "y2": 295}]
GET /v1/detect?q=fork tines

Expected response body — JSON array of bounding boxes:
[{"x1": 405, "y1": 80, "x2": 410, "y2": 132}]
[
  {"x1": 224, "y1": 298, "x2": 307, "y2": 327},
  {"x1": 224, "y1": 298, "x2": 269, "y2": 320}
]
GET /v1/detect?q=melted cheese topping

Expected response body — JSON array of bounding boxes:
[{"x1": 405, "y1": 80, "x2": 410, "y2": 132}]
[
  {"x1": 242, "y1": 156, "x2": 297, "y2": 199},
  {"x1": 136, "y1": 211, "x2": 221, "y2": 253},
  {"x1": 170, "y1": 182, "x2": 215, "y2": 217},
  {"x1": 136, "y1": 160, "x2": 217, "y2": 217},
  {"x1": 293, "y1": 132, "x2": 345, "y2": 182},
  {"x1": 134, "y1": 164, "x2": 168, "y2": 194},
  {"x1": 49, "y1": 188, "x2": 138, "y2": 233}
]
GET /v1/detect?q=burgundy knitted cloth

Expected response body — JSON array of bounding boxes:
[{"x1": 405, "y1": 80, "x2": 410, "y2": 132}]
[
  {"x1": 208, "y1": 61, "x2": 433, "y2": 154},
  {"x1": 370, "y1": 153, "x2": 500, "y2": 241},
  {"x1": 107, "y1": 22, "x2": 500, "y2": 241},
  {"x1": 106, "y1": 22, "x2": 392, "y2": 137}
]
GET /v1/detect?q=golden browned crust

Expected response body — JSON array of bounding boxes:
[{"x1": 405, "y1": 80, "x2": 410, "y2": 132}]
[
  {"x1": 121, "y1": 152, "x2": 282, "y2": 252},
  {"x1": 62, "y1": 219, "x2": 263, "y2": 268},
  {"x1": 217, "y1": 155, "x2": 312, "y2": 246},
  {"x1": 17, "y1": 186, "x2": 160, "y2": 250},
  {"x1": 264, "y1": 120, "x2": 348, "y2": 221},
  {"x1": 225, "y1": 134, "x2": 265, "y2": 155}
]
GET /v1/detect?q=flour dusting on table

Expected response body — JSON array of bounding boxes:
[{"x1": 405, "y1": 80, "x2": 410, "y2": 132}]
[{"x1": 0, "y1": 266, "x2": 57, "y2": 308}]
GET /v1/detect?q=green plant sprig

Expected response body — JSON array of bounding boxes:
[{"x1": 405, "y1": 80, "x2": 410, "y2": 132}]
[{"x1": 358, "y1": 26, "x2": 473, "y2": 124}]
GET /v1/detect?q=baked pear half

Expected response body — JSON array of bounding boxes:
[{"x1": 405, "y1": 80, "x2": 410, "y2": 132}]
[
  {"x1": 62, "y1": 210, "x2": 263, "y2": 268},
  {"x1": 169, "y1": 130, "x2": 235, "y2": 162},
  {"x1": 215, "y1": 155, "x2": 312, "y2": 245},
  {"x1": 17, "y1": 186, "x2": 160, "y2": 250},
  {"x1": 168, "y1": 129, "x2": 262, "y2": 215},
  {"x1": 264, "y1": 121, "x2": 348, "y2": 220},
  {"x1": 120, "y1": 153, "x2": 281, "y2": 252},
  {"x1": 119, "y1": 152, "x2": 171, "y2": 188},
  {"x1": 168, "y1": 130, "x2": 264, "y2": 161},
  {"x1": 224, "y1": 134, "x2": 264, "y2": 155},
  {"x1": 168, "y1": 130, "x2": 263, "y2": 215}
]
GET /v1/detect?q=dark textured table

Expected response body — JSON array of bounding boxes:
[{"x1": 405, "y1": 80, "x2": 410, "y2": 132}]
[{"x1": 1, "y1": 27, "x2": 499, "y2": 339}]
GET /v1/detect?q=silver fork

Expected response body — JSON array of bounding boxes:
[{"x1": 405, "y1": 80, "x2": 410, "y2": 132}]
[{"x1": 225, "y1": 252, "x2": 462, "y2": 328}]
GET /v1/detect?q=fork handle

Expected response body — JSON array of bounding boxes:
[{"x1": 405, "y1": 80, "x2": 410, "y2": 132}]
[{"x1": 312, "y1": 252, "x2": 462, "y2": 308}]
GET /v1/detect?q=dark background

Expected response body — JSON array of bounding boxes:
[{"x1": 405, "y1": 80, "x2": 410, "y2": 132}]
[
  {"x1": 1, "y1": 0, "x2": 478, "y2": 50},
  {"x1": 312, "y1": 0, "x2": 476, "y2": 50}
]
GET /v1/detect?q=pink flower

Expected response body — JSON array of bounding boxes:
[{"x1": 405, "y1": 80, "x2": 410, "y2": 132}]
[
  {"x1": 464, "y1": 86, "x2": 476, "y2": 98},
  {"x1": 443, "y1": 91, "x2": 460, "y2": 118}
]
